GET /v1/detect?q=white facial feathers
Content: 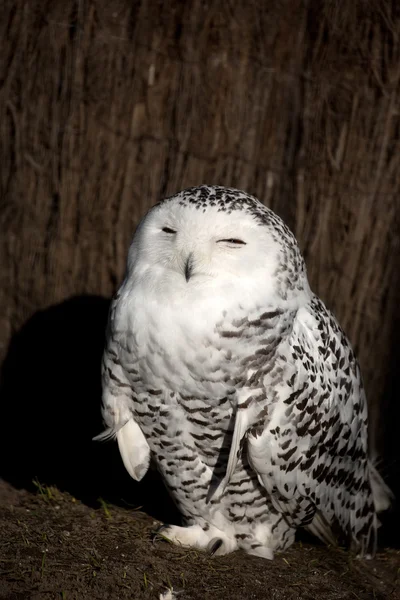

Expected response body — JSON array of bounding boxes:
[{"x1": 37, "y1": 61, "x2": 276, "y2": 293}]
[{"x1": 124, "y1": 186, "x2": 310, "y2": 311}]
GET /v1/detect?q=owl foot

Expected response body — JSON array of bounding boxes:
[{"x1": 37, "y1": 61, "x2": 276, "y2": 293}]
[{"x1": 153, "y1": 523, "x2": 237, "y2": 555}]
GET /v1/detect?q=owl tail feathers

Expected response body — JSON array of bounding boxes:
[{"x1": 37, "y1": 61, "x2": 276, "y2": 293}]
[
  {"x1": 369, "y1": 461, "x2": 393, "y2": 514},
  {"x1": 211, "y1": 407, "x2": 250, "y2": 500},
  {"x1": 305, "y1": 512, "x2": 338, "y2": 548}
]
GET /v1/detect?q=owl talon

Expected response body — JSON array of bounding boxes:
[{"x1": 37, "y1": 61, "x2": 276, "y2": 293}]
[
  {"x1": 152, "y1": 524, "x2": 172, "y2": 544},
  {"x1": 208, "y1": 538, "x2": 223, "y2": 556}
]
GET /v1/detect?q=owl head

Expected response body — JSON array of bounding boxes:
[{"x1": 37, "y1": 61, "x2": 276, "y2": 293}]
[{"x1": 124, "y1": 186, "x2": 311, "y2": 309}]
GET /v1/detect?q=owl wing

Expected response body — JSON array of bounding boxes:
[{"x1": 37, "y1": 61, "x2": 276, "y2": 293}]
[
  {"x1": 223, "y1": 298, "x2": 377, "y2": 554},
  {"x1": 93, "y1": 293, "x2": 151, "y2": 482}
]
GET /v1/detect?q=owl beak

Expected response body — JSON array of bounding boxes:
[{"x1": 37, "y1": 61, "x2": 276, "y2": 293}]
[{"x1": 184, "y1": 253, "x2": 194, "y2": 282}]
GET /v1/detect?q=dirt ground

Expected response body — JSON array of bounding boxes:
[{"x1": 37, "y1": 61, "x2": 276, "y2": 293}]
[{"x1": 0, "y1": 479, "x2": 399, "y2": 600}]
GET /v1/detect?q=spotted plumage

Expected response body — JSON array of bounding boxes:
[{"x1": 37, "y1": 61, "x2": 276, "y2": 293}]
[{"x1": 95, "y1": 185, "x2": 390, "y2": 559}]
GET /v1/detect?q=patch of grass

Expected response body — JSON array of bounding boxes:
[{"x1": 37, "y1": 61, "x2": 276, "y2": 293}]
[
  {"x1": 165, "y1": 574, "x2": 173, "y2": 590},
  {"x1": 17, "y1": 519, "x2": 30, "y2": 546},
  {"x1": 143, "y1": 571, "x2": 149, "y2": 589},
  {"x1": 98, "y1": 497, "x2": 112, "y2": 519},
  {"x1": 32, "y1": 478, "x2": 58, "y2": 503},
  {"x1": 87, "y1": 551, "x2": 102, "y2": 570}
]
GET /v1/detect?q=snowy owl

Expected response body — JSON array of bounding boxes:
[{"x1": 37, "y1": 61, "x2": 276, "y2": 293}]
[{"x1": 95, "y1": 185, "x2": 390, "y2": 559}]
